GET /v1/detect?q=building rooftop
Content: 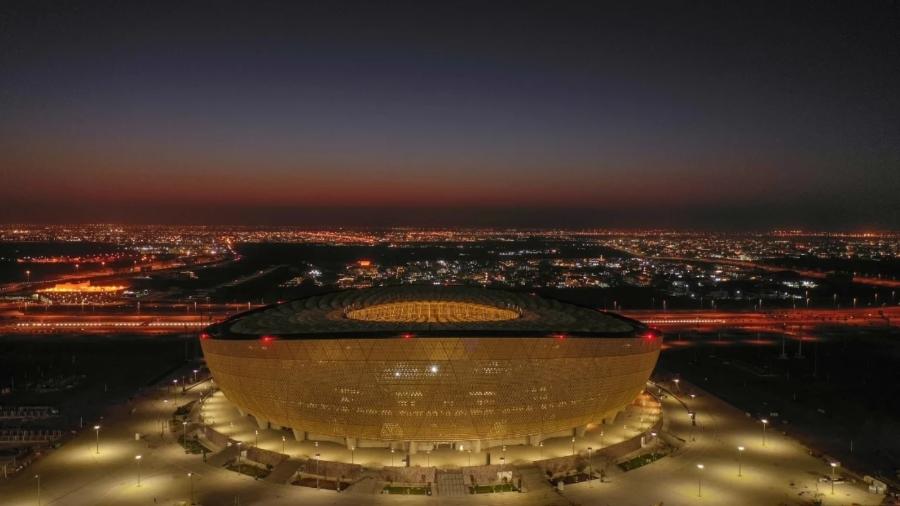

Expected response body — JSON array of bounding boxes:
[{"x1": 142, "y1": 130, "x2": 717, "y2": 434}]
[{"x1": 207, "y1": 285, "x2": 645, "y2": 339}]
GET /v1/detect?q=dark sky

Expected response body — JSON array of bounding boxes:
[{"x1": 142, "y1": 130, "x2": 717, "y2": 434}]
[{"x1": 1, "y1": 1, "x2": 898, "y2": 229}]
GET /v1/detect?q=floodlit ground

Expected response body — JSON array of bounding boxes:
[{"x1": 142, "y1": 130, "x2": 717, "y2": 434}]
[{"x1": 0, "y1": 370, "x2": 884, "y2": 506}]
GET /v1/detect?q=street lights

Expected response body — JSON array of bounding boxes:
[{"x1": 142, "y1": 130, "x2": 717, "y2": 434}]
[
  {"x1": 539, "y1": 441, "x2": 544, "y2": 458},
  {"x1": 254, "y1": 429, "x2": 259, "y2": 447},
  {"x1": 761, "y1": 419, "x2": 769, "y2": 447},
  {"x1": 182, "y1": 421, "x2": 189, "y2": 452},
  {"x1": 281, "y1": 435, "x2": 286, "y2": 454},
  {"x1": 737, "y1": 446, "x2": 745, "y2": 477},
  {"x1": 391, "y1": 448, "x2": 395, "y2": 466},
  {"x1": 830, "y1": 462, "x2": 839, "y2": 495},
  {"x1": 571, "y1": 436, "x2": 576, "y2": 456},
  {"x1": 696, "y1": 464, "x2": 704, "y2": 497},
  {"x1": 187, "y1": 472, "x2": 194, "y2": 505},
  {"x1": 674, "y1": 378, "x2": 680, "y2": 392},
  {"x1": 93, "y1": 425, "x2": 101, "y2": 454},
  {"x1": 351, "y1": 445, "x2": 355, "y2": 465},
  {"x1": 135, "y1": 455, "x2": 142, "y2": 487},
  {"x1": 34, "y1": 474, "x2": 40, "y2": 506}
]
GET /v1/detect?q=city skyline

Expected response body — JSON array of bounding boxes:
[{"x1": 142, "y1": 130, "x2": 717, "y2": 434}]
[{"x1": 2, "y1": 2, "x2": 899, "y2": 229}]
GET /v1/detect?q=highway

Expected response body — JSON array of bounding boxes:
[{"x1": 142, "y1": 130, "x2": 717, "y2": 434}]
[{"x1": 2, "y1": 305, "x2": 897, "y2": 334}]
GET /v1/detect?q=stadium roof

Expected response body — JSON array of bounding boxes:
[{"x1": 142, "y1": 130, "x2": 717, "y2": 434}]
[{"x1": 206, "y1": 285, "x2": 646, "y2": 339}]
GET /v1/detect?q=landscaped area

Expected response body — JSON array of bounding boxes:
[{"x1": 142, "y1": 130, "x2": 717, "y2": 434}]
[
  {"x1": 471, "y1": 483, "x2": 519, "y2": 494},
  {"x1": 383, "y1": 485, "x2": 430, "y2": 495},
  {"x1": 178, "y1": 435, "x2": 211, "y2": 455},
  {"x1": 225, "y1": 461, "x2": 270, "y2": 479},
  {"x1": 618, "y1": 451, "x2": 666, "y2": 471},
  {"x1": 293, "y1": 477, "x2": 349, "y2": 491}
]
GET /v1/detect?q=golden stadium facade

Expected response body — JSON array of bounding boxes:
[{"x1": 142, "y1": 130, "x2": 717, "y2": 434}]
[{"x1": 200, "y1": 286, "x2": 661, "y2": 451}]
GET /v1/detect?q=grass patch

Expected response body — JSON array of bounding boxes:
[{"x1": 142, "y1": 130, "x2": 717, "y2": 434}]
[
  {"x1": 383, "y1": 486, "x2": 430, "y2": 495},
  {"x1": 618, "y1": 452, "x2": 665, "y2": 471},
  {"x1": 471, "y1": 483, "x2": 518, "y2": 494}
]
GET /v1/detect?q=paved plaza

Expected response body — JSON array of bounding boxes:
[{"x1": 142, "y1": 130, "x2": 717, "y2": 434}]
[{"x1": 0, "y1": 369, "x2": 885, "y2": 505}]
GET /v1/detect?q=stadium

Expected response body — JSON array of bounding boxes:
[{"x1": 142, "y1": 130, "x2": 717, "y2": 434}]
[{"x1": 200, "y1": 286, "x2": 661, "y2": 453}]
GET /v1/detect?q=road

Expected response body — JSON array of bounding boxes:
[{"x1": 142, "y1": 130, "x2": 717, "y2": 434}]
[{"x1": 3, "y1": 306, "x2": 896, "y2": 334}]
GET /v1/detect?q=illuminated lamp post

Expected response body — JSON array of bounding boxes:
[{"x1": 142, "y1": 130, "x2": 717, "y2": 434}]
[
  {"x1": 25, "y1": 270, "x2": 31, "y2": 283},
  {"x1": 830, "y1": 462, "x2": 839, "y2": 495},
  {"x1": 254, "y1": 429, "x2": 258, "y2": 447},
  {"x1": 187, "y1": 472, "x2": 194, "y2": 505},
  {"x1": 737, "y1": 446, "x2": 745, "y2": 477},
  {"x1": 135, "y1": 455, "x2": 142, "y2": 487},
  {"x1": 35, "y1": 474, "x2": 41, "y2": 506},
  {"x1": 182, "y1": 421, "x2": 189, "y2": 452},
  {"x1": 587, "y1": 446, "x2": 593, "y2": 486},
  {"x1": 571, "y1": 436, "x2": 576, "y2": 456},
  {"x1": 761, "y1": 419, "x2": 769, "y2": 447},
  {"x1": 315, "y1": 452, "x2": 320, "y2": 489},
  {"x1": 351, "y1": 445, "x2": 355, "y2": 465},
  {"x1": 696, "y1": 463, "x2": 704, "y2": 497},
  {"x1": 674, "y1": 378, "x2": 680, "y2": 392},
  {"x1": 281, "y1": 435, "x2": 286, "y2": 454},
  {"x1": 93, "y1": 425, "x2": 101, "y2": 455},
  {"x1": 390, "y1": 448, "x2": 395, "y2": 467}
]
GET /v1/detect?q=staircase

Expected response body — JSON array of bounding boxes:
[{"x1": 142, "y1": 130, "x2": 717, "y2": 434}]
[{"x1": 436, "y1": 469, "x2": 467, "y2": 496}]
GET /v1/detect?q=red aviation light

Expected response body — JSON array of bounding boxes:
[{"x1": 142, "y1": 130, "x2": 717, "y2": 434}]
[
  {"x1": 401, "y1": 333, "x2": 415, "y2": 340},
  {"x1": 260, "y1": 335, "x2": 278, "y2": 344},
  {"x1": 199, "y1": 332, "x2": 211, "y2": 340},
  {"x1": 553, "y1": 333, "x2": 567, "y2": 340}
]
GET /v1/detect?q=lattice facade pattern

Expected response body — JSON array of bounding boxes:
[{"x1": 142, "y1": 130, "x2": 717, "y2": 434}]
[{"x1": 201, "y1": 335, "x2": 660, "y2": 442}]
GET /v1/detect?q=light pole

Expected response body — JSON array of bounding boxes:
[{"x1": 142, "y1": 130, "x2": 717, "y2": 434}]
[
  {"x1": 135, "y1": 455, "x2": 142, "y2": 487},
  {"x1": 254, "y1": 429, "x2": 259, "y2": 447},
  {"x1": 696, "y1": 463, "x2": 704, "y2": 497},
  {"x1": 192, "y1": 369, "x2": 199, "y2": 383},
  {"x1": 390, "y1": 448, "x2": 395, "y2": 466},
  {"x1": 761, "y1": 419, "x2": 769, "y2": 447},
  {"x1": 315, "y1": 452, "x2": 320, "y2": 489},
  {"x1": 35, "y1": 474, "x2": 40, "y2": 506},
  {"x1": 587, "y1": 446, "x2": 593, "y2": 486},
  {"x1": 571, "y1": 436, "x2": 576, "y2": 456},
  {"x1": 182, "y1": 421, "x2": 189, "y2": 452},
  {"x1": 539, "y1": 441, "x2": 544, "y2": 458},
  {"x1": 830, "y1": 462, "x2": 839, "y2": 495},
  {"x1": 188, "y1": 472, "x2": 194, "y2": 505},
  {"x1": 737, "y1": 446, "x2": 744, "y2": 477},
  {"x1": 93, "y1": 425, "x2": 101, "y2": 454},
  {"x1": 351, "y1": 446, "x2": 355, "y2": 465},
  {"x1": 426, "y1": 450, "x2": 430, "y2": 467},
  {"x1": 281, "y1": 435, "x2": 286, "y2": 454},
  {"x1": 674, "y1": 378, "x2": 680, "y2": 392}
]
